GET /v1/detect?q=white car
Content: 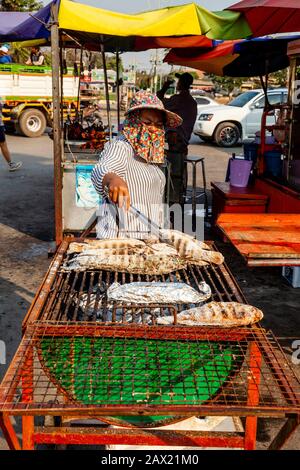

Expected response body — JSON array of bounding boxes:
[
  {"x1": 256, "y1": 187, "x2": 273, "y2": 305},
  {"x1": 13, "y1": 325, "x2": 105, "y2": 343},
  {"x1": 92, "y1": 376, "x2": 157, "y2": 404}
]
[
  {"x1": 193, "y1": 88, "x2": 288, "y2": 147},
  {"x1": 193, "y1": 95, "x2": 220, "y2": 115}
]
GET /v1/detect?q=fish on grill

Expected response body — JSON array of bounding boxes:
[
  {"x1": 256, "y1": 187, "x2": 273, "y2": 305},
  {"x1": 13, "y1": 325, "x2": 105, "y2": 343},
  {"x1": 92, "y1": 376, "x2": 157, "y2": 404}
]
[
  {"x1": 64, "y1": 233, "x2": 223, "y2": 273},
  {"x1": 157, "y1": 301, "x2": 263, "y2": 327},
  {"x1": 67, "y1": 239, "x2": 146, "y2": 254},
  {"x1": 160, "y1": 229, "x2": 224, "y2": 265},
  {"x1": 106, "y1": 281, "x2": 211, "y2": 305},
  {"x1": 145, "y1": 242, "x2": 179, "y2": 256},
  {"x1": 63, "y1": 252, "x2": 188, "y2": 275}
]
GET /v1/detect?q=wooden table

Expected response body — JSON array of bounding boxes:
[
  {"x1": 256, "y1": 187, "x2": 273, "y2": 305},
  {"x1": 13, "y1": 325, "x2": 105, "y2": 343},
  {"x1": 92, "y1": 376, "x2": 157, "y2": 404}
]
[
  {"x1": 211, "y1": 182, "x2": 269, "y2": 226},
  {"x1": 217, "y1": 213, "x2": 300, "y2": 266}
]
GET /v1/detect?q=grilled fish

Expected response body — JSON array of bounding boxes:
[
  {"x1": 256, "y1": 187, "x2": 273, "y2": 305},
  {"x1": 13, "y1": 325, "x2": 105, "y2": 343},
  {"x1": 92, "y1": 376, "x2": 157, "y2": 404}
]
[
  {"x1": 160, "y1": 229, "x2": 224, "y2": 265},
  {"x1": 67, "y1": 239, "x2": 146, "y2": 254},
  {"x1": 107, "y1": 281, "x2": 211, "y2": 305},
  {"x1": 63, "y1": 252, "x2": 188, "y2": 275},
  {"x1": 157, "y1": 301, "x2": 263, "y2": 327}
]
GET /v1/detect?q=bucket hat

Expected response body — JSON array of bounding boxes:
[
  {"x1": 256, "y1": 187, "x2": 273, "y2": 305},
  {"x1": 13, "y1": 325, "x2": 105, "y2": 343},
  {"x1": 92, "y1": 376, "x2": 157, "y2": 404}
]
[{"x1": 125, "y1": 90, "x2": 182, "y2": 128}]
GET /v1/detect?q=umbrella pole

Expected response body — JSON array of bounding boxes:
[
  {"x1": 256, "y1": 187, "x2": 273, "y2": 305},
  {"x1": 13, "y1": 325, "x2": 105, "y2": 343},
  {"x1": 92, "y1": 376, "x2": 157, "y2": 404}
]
[
  {"x1": 59, "y1": 42, "x2": 64, "y2": 130},
  {"x1": 101, "y1": 38, "x2": 112, "y2": 141},
  {"x1": 50, "y1": 2, "x2": 63, "y2": 246},
  {"x1": 116, "y1": 49, "x2": 120, "y2": 131},
  {"x1": 77, "y1": 46, "x2": 83, "y2": 118}
]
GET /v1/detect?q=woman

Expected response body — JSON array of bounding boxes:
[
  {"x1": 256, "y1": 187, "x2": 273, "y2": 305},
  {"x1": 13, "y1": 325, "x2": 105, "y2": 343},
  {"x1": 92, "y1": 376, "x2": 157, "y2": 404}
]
[{"x1": 91, "y1": 91, "x2": 182, "y2": 239}]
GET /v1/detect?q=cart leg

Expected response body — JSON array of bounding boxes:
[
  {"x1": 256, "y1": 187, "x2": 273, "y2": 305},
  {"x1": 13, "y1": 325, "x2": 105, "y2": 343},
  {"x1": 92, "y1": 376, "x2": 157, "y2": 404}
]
[
  {"x1": 21, "y1": 346, "x2": 34, "y2": 450},
  {"x1": 0, "y1": 413, "x2": 21, "y2": 450},
  {"x1": 268, "y1": 415, "x2": 300, "y2": 450},
  {"x1": 244, "y1": 341, "x2": 262, "y2": 450},
  {"x1": 22, "y1": 416, "x2": 34, "y2": 450}
]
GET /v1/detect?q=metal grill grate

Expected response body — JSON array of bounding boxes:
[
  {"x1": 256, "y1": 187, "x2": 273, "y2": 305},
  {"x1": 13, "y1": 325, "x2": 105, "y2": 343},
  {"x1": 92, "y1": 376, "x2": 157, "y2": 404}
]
[
  {"x1": 0, "y1": 323, "x2": 299, "y2": 416},
  {"x1": 39, "y1": 257, "x2": 244, "y2": 324}
]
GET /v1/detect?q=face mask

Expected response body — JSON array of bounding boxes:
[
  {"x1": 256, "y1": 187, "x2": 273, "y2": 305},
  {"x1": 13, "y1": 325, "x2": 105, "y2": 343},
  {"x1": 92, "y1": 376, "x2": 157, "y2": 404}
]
[{"x1": 122, "y1": 116, "x2": 165, "y2": 164}]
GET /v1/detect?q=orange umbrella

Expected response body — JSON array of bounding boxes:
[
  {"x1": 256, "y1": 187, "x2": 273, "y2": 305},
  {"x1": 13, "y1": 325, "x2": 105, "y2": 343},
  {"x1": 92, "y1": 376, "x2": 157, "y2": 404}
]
[
  {"x1": 164, "y1": 40, "x2": 239, "y2": 75},
  {"x1": 134, "y1": 35, "x2": 214, "y2": 51}
]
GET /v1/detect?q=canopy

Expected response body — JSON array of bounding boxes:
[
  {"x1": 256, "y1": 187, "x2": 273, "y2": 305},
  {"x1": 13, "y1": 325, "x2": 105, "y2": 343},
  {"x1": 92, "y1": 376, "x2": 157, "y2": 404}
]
[
  {"x1": 0, "y1": 0, "x2": 252, "y2": 50},
  {"x1": 58, "y1": 0, "x2": 251, "y2": 41},
  {"x1": 133, "y1": 35, "x2": 215, "y2": 52},
  {"x1": 0, "y1": 1, "x2": 52, "y2": 42},
  {"x1": 228, "y1": 0, "x2": 300, "y2": 37},
  {"x1": 164, "y1": 34, "x2": 300, "y2": 77},
  {"x1": 0, "y1": 12, "x2": 29, "y2": 37}
]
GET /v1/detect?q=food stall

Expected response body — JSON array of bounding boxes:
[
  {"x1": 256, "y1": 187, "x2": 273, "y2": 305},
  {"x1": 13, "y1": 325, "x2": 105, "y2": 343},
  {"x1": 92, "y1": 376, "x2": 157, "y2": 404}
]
[
  {"x1": 0, "y1": 0, "x2": 300, "y2": 451},
  {"x1": 166, "y1": 33, "x2": 300, "y2": 267},
  {"x1": 216, "y1": 39, "x2": 300, "y2": 268}
]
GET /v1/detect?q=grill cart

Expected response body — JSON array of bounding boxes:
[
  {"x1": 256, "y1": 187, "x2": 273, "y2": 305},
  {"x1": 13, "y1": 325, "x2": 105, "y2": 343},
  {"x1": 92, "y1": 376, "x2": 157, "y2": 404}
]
[{"x1": 1, "y1": 240, "x2": 299, "y2": 450}]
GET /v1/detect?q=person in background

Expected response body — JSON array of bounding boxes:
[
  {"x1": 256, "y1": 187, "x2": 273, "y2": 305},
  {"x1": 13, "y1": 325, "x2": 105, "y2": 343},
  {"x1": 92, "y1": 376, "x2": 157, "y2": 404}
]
[
  {"x1": 157, "y1": 72, "x2": 197, "y2": 204},
  {"x1": 0, "y1": 45, "x2": 13, "y2": 64},
  {"x1": 26, "y1": 46, "x2": 44, "y2": 66},
  {"x1": 0, "y1": 99, "x2": 22, "y2": 172},
  {"x1": 157, "y1": 72, "x2": 197, "y2": 155}
]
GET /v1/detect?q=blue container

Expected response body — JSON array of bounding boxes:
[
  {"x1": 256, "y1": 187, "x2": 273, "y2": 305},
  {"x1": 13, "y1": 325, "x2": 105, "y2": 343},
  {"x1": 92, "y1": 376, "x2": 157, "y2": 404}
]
[
  {"x1": 243, "y1": 142, "x2": 258, "y2": 163},
  {"x1": 265, "y1": 150, "x2": 282, "y2": 177}
]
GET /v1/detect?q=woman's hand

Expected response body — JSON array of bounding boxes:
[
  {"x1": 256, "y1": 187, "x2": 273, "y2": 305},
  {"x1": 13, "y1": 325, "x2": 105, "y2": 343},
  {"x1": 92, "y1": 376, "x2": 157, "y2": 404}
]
[{"x1": 103, "y1": 173, "x2": 130, "y2": 210}]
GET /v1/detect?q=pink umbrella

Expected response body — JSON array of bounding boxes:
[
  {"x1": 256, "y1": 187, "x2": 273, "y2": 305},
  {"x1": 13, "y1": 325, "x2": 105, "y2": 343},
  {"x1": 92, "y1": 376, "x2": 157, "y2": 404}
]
[{"x1": 228, "y1": 0, "x2": 300, "y2": 37}]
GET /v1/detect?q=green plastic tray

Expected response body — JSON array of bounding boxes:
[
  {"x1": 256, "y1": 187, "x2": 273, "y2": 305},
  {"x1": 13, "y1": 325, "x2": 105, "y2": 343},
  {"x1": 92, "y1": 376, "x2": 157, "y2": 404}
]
[{"x1": 38, "y1": 336, "x2": 241, "y2": 427}]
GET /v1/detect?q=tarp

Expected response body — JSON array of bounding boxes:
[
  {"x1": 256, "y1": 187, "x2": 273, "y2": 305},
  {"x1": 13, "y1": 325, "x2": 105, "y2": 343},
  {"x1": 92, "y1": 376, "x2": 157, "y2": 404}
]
[
  {"x1": 165, "y1": 34, "x2": 300, "y2": 77},
  {"x1": 0, "y1": 12, "x2": 29, "y2": 37},
  {"x1": 0, "y1": 0, "x2": 252, "y2": 50},
  {"x1": 0, "y1": 1, "x2": 53, "y2": 42},
  {"x1": 133, "y1": 35, "x2": 215, "y2": 52},
  {"x1": 58, "y1": 0, "x2": 251, "y2": 40},
  {"x1": 228, "y1": 0, "x2": 300, "y2": 37}
]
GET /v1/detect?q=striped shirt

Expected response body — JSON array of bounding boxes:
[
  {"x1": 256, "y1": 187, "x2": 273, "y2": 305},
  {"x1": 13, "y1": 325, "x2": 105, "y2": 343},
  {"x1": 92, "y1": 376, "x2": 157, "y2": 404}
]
[{"x1": 91, "y1": 135, "x2": 166, "y2": 239}]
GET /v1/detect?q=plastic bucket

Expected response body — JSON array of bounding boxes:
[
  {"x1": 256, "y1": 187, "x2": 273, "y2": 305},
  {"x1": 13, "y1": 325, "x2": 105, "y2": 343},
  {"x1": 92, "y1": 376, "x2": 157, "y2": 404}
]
[
  {"x1": 265, "y1": 150, "x2": 282, "y2": 177},
  {"x1": 230, "y1": 159, "x2": 252, "y2": 187}
]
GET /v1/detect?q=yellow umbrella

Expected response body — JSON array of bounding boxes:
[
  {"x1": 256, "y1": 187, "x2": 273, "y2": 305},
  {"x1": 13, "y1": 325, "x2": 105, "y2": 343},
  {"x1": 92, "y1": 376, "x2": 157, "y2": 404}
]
[{"x1": 58, "y1": 0, "x2": 251, "y2": 42}]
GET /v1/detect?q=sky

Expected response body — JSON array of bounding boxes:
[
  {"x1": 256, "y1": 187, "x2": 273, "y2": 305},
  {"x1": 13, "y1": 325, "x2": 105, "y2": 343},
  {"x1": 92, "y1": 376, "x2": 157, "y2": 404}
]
[{"x1": 42, "y1": 0, "x2": 234, "y2": 71}]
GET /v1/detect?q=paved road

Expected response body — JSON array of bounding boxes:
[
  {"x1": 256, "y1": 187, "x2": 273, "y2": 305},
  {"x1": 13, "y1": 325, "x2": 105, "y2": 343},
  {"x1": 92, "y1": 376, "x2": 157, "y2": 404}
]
[{"x1": 0, "y1": 133, "x2": 299, "y2": 450}]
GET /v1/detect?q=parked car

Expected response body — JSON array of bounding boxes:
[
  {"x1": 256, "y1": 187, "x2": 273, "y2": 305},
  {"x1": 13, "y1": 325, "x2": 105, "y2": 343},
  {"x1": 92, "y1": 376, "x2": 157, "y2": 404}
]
[
  {"x1": 193, "y1": 95, "x2": 220, "y2": 115},
  {"x1": 193, "y1": 88, "x2": 288, "y2": 147}
]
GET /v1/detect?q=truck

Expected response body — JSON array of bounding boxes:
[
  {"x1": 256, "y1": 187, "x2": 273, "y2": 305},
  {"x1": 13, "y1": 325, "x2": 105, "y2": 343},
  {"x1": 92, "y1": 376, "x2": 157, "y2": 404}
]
[{"x1": 0, "y1": 63, "x2": 79, "y2": 137}]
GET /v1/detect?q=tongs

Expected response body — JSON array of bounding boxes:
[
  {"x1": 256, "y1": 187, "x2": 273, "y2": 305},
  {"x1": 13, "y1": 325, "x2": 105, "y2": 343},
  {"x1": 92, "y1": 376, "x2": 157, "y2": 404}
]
[
  {"x1": 103, "y1": 185, "x2": 163, "y2": 239},
  {"x1": 128, "y1": 204, "x2": 163, "y2": 239}
]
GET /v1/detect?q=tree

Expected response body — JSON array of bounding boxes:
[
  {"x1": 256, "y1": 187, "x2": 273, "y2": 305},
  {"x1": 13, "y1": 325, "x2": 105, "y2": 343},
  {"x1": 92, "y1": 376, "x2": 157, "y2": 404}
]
[
  {"x1": 0, "y1": 0, "x2": 43, "y2": 11},
  {"x1": 11, "y1": 42, "x2": 30, "y2": 63},
  {"x1": 136, "y1": 71, "x2": 151, "y2": 90},
  {"x1": 208, "y1": 74, "x2": 245, "y2": 94},
  {"x1": 65, "y1": 50, "x2": 123, "y2": 72},
  {"x1": 269, "y1": 68, "x2": 288, "y2": 87}
]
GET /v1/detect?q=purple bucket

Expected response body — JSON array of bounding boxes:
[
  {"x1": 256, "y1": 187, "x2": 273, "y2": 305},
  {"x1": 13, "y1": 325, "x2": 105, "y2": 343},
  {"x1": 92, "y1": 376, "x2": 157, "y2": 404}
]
[{"x1": 230, "y1": 159, "x2": 252, "y2": 187}]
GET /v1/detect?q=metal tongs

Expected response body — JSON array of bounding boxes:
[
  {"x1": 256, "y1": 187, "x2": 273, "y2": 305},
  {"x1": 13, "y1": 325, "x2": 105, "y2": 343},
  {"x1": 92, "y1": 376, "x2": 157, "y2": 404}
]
[
  {"x1": 128, "y1": 204, "x2": 163, "y2": 239},
  {"x1": 103, "y1": 185, "x2": 163, "y2": 239}
]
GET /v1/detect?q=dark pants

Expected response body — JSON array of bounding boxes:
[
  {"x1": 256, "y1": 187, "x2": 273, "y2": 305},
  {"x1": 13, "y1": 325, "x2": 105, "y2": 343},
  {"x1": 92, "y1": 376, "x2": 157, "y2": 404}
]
[
  {"x1": 0, "y1": 125, "x2": 6, "y2": 143},
  {"x1": 166, "y1": 131, "x2": 188, "y2": 205}
]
